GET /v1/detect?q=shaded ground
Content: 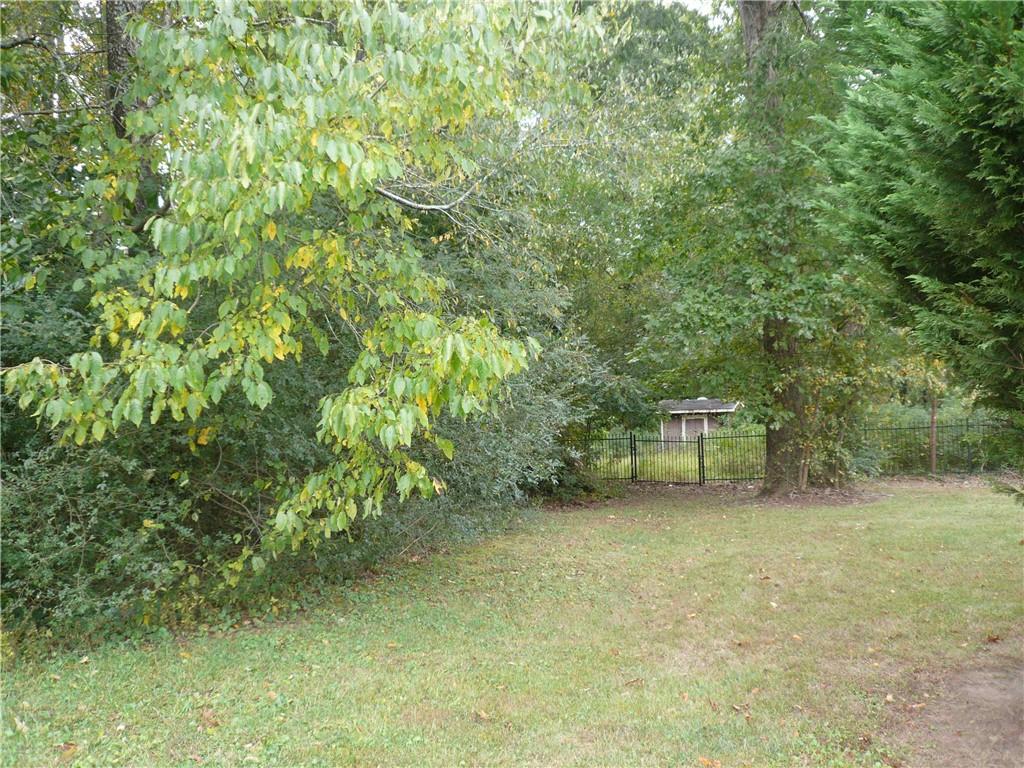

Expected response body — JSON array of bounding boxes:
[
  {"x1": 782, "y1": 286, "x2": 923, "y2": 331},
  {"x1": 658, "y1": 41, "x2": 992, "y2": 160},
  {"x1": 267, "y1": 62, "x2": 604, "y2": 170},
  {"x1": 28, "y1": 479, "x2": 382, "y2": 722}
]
[
  {"x1": 3, "y1": 481, "x2": 1022, "y2": 767},
  {"x1": 892, "y1": 638, "x2": 1023, "y2": 768}
]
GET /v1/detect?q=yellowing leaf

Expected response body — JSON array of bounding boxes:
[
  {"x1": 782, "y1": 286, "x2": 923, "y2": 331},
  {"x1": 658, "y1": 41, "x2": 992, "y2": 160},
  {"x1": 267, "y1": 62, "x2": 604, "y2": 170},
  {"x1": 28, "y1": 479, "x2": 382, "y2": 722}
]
[
  {"x1": 58, "y1": 742, "x2": 78, "y2": 761},
  {"x1": 127, "y1": 311, "x2": 145, "y2": 330},
  {"x1": 289, "y1": 245, "x2": 314, "y2": 269},
  {"x1": 264, "y1": 220, "x2": 277, "y2": 240},
  {"x1": 196, "y1": 427, "x2": 212, "y2": 445}
]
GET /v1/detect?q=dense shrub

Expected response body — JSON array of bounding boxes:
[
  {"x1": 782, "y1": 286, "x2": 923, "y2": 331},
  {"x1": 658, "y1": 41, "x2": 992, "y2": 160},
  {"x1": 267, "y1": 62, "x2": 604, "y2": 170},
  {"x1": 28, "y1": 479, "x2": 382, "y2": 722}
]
[
  {"x1": 2, "y1": 199, "x2": 600, "y2": 645},
  {"x1": 1, "y1": 444, "x2": 210, "y2": 632}
]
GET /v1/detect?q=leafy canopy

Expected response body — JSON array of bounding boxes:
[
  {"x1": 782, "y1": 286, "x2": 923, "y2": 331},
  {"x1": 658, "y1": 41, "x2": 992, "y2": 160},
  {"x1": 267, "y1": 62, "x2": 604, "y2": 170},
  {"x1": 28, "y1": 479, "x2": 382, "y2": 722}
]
[{"x1": 4, "y1": 0, "x2": 598, "y2": 553}]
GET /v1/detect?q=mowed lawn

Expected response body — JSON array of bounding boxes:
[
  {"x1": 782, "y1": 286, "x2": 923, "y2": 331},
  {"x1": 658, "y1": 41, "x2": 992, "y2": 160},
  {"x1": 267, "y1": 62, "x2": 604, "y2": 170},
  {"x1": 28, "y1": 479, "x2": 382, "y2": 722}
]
[{"x1": 4, "y1": 481, "x2": 1022, "y2": 767}]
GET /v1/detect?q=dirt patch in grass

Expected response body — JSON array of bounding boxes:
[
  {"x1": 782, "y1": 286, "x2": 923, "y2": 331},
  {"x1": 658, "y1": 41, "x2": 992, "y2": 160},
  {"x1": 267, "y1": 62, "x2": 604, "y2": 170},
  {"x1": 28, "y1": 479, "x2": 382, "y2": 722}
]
[
  {"x1": 545, "y1": 482, "x2": 761, "y2": 512},
  {"x1": 553, "y1": 476, "x2": 1018, "y2": 515},
  {"x1": 547, "y1": 479, "x2": 897, "y2": 514},
  {"x1": 749, "y1": 485, "x2": 883, "y2": 509},
  {"x1": 888, "y1": 638, "x2": 1024, "y2": 768}
]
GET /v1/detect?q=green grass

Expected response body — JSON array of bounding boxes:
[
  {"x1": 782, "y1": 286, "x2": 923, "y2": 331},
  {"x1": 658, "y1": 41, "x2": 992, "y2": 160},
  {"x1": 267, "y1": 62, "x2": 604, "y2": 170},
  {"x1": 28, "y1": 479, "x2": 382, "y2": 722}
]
[{"x1": 4, "y1": 481, "x2": 1022, "y2": 767}]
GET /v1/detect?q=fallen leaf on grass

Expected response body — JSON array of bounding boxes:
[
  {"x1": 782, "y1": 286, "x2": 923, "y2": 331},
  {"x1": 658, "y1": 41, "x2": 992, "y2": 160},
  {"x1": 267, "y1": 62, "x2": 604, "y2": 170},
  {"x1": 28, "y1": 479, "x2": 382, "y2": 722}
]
[
  {"x1": 986, "y1": 634, "x2": 1002, "y2": 644},
  {"x1": 199, "y1": 708, "x2": 220, "y2": 729},
  {"x1": 731, "y1": 702, "x2": 752, "y2": 722},
  {"x1": 624, "y1": 677, "x2": 644, "y2": 688},
  {"x1": 884, "y1": 694, "x2": 894, "y2": 703},
  {"x1": 472, "y1": 710, "x2": 491, "y2": 723},
  {"x1": 13, "y1": 717, "x2": 28, "y2": 734},
  {"x1": 698, "y1": 757, "x2": 721, "y2": 768},
  {"x1": 57, "y1": 742, "x2": 78, "y2": 760}
]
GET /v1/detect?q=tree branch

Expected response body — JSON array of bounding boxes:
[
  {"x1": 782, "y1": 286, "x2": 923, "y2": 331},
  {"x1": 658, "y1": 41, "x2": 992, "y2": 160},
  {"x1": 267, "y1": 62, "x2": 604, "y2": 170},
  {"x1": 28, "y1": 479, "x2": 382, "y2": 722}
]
[
  {"x1": 1, "y1": 34, "x2": 42, "y2": 50},
  {"x1": 132, "y1": 198, "x2": 172, "y2": 233},
  {"x1": 1, "y1": 105, "x2": 102, "y2": 121},
  {"x1": 374, "y1": 183, "x2": 478, "y2": 212},
  {"x1": 790, "y1": 1, "x2": 813, "y2": 37}
]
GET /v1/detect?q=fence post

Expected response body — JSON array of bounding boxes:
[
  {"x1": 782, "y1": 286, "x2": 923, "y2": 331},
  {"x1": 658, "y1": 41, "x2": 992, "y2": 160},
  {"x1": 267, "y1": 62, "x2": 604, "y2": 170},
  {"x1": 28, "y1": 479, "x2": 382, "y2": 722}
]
[
  {"x1": 629, "y1": 432, "x2": 638, "y2": 483},
  {"x1": 698, "y1": 432, "x2": 706, "y2": 486}
]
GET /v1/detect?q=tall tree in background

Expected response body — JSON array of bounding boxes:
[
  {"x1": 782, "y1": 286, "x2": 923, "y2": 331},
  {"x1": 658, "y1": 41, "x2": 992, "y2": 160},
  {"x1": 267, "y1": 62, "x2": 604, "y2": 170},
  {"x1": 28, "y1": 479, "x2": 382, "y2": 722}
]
[
  {"x1": 824, "y1": 1, "x2": 1024, "y2": 421},
  {"x1": 639, "y1": 1, "x2": 868, "y2": 492},
  {"x1": 736, "y1": 0, "x2": 806, "y2": 492}
]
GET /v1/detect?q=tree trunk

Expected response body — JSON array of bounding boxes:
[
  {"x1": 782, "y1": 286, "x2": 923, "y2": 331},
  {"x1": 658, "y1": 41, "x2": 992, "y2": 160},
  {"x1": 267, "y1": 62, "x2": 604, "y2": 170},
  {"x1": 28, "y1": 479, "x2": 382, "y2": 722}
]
[
  {"x1": 738, "y1": 1, "x2": 804, "y2": 495},
  {"x1": 104, "y1": 0, "x2": 137, "y2": 140},
  {"x1": 763, "y1": 316, "x2": 803, "y2": 493},
  {"x1": 737, "y1": 1, "x2": 785, "y2": 69},
  {"x1": 104, "y1": 1, "x2": 158, "y2": 223}
]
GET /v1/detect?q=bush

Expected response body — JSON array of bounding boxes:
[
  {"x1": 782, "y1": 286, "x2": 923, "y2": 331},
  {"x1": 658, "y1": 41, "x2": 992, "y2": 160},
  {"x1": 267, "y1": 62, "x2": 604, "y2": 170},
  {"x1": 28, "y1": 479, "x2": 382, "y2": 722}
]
[{"x1": 1, "y1": 444, "x2": 214, "y2": 634}]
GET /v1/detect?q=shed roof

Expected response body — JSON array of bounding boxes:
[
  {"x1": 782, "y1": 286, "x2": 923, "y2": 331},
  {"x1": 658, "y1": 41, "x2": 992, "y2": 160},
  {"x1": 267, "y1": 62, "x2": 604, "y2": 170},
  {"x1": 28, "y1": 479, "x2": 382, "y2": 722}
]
[{"x1": 658, "y1": 398, "x2": 740, "y2": 414}]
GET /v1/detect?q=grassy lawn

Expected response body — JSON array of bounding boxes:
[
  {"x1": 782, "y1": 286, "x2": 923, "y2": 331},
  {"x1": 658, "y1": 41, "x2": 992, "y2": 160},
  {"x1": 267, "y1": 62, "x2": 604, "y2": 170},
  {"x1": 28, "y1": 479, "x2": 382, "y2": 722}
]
[{"x1": 3, "y1": 481, "x2": 1022, "y2": 767}]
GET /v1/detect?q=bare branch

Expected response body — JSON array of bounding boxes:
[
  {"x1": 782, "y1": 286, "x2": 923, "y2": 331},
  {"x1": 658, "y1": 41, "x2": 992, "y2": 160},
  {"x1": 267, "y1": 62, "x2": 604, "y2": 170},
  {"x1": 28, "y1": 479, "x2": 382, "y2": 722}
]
[
  {"x1": 1, "y1": 105, "x2": 101, "y2": 121},
  {"x1": 1, "y1": 34, "x2": 42, "y2": 50},
  {"x1": 374, "y1": 183, "x2": 478, "y2": 213},
  {"x1": 790, "y1": 1, "x2": 813, "y2": 37}
]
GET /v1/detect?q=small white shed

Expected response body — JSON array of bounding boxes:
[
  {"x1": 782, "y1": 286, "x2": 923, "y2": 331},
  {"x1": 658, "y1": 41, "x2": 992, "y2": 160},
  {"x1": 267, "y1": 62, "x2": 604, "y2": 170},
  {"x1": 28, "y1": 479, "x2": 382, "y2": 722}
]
[{"x1": 658, "y1": 397, "x2": 741, "y2": 440}]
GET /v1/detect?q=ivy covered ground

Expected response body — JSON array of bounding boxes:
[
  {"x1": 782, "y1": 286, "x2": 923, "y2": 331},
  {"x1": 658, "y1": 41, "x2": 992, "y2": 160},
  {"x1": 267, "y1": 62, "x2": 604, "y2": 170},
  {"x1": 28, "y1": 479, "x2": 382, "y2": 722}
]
[{"x1": 4, "y1": 481, "x2": 1021, "y2": 767}]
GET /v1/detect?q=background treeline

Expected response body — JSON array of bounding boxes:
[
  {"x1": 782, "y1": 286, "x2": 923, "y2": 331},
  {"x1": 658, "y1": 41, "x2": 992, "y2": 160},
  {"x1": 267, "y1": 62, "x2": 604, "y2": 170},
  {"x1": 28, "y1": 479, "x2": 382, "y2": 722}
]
[{"x1": 2, "y1": 0, "x2": 1021, "y2": 642}]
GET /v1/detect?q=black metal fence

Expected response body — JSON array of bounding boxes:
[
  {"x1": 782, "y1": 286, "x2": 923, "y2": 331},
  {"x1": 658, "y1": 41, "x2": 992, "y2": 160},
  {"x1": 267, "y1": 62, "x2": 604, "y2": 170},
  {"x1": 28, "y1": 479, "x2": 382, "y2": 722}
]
[
  {"x1": 581, "y1": 421, "x2": 1018, "y2": 485},
  {"x1": 582, "y1": 429, "x2": 765, "y2": 484},
  {"x1": 857, "y1": 420, "x2": 1015, "y2": 475}
]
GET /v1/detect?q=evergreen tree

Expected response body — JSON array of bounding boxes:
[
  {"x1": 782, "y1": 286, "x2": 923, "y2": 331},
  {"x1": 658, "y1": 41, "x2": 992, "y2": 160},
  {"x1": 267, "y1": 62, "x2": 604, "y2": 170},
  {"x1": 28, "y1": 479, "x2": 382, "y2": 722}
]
[{"x1": 824, "y1": 1, "x2": 1024, "y2": 418}]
